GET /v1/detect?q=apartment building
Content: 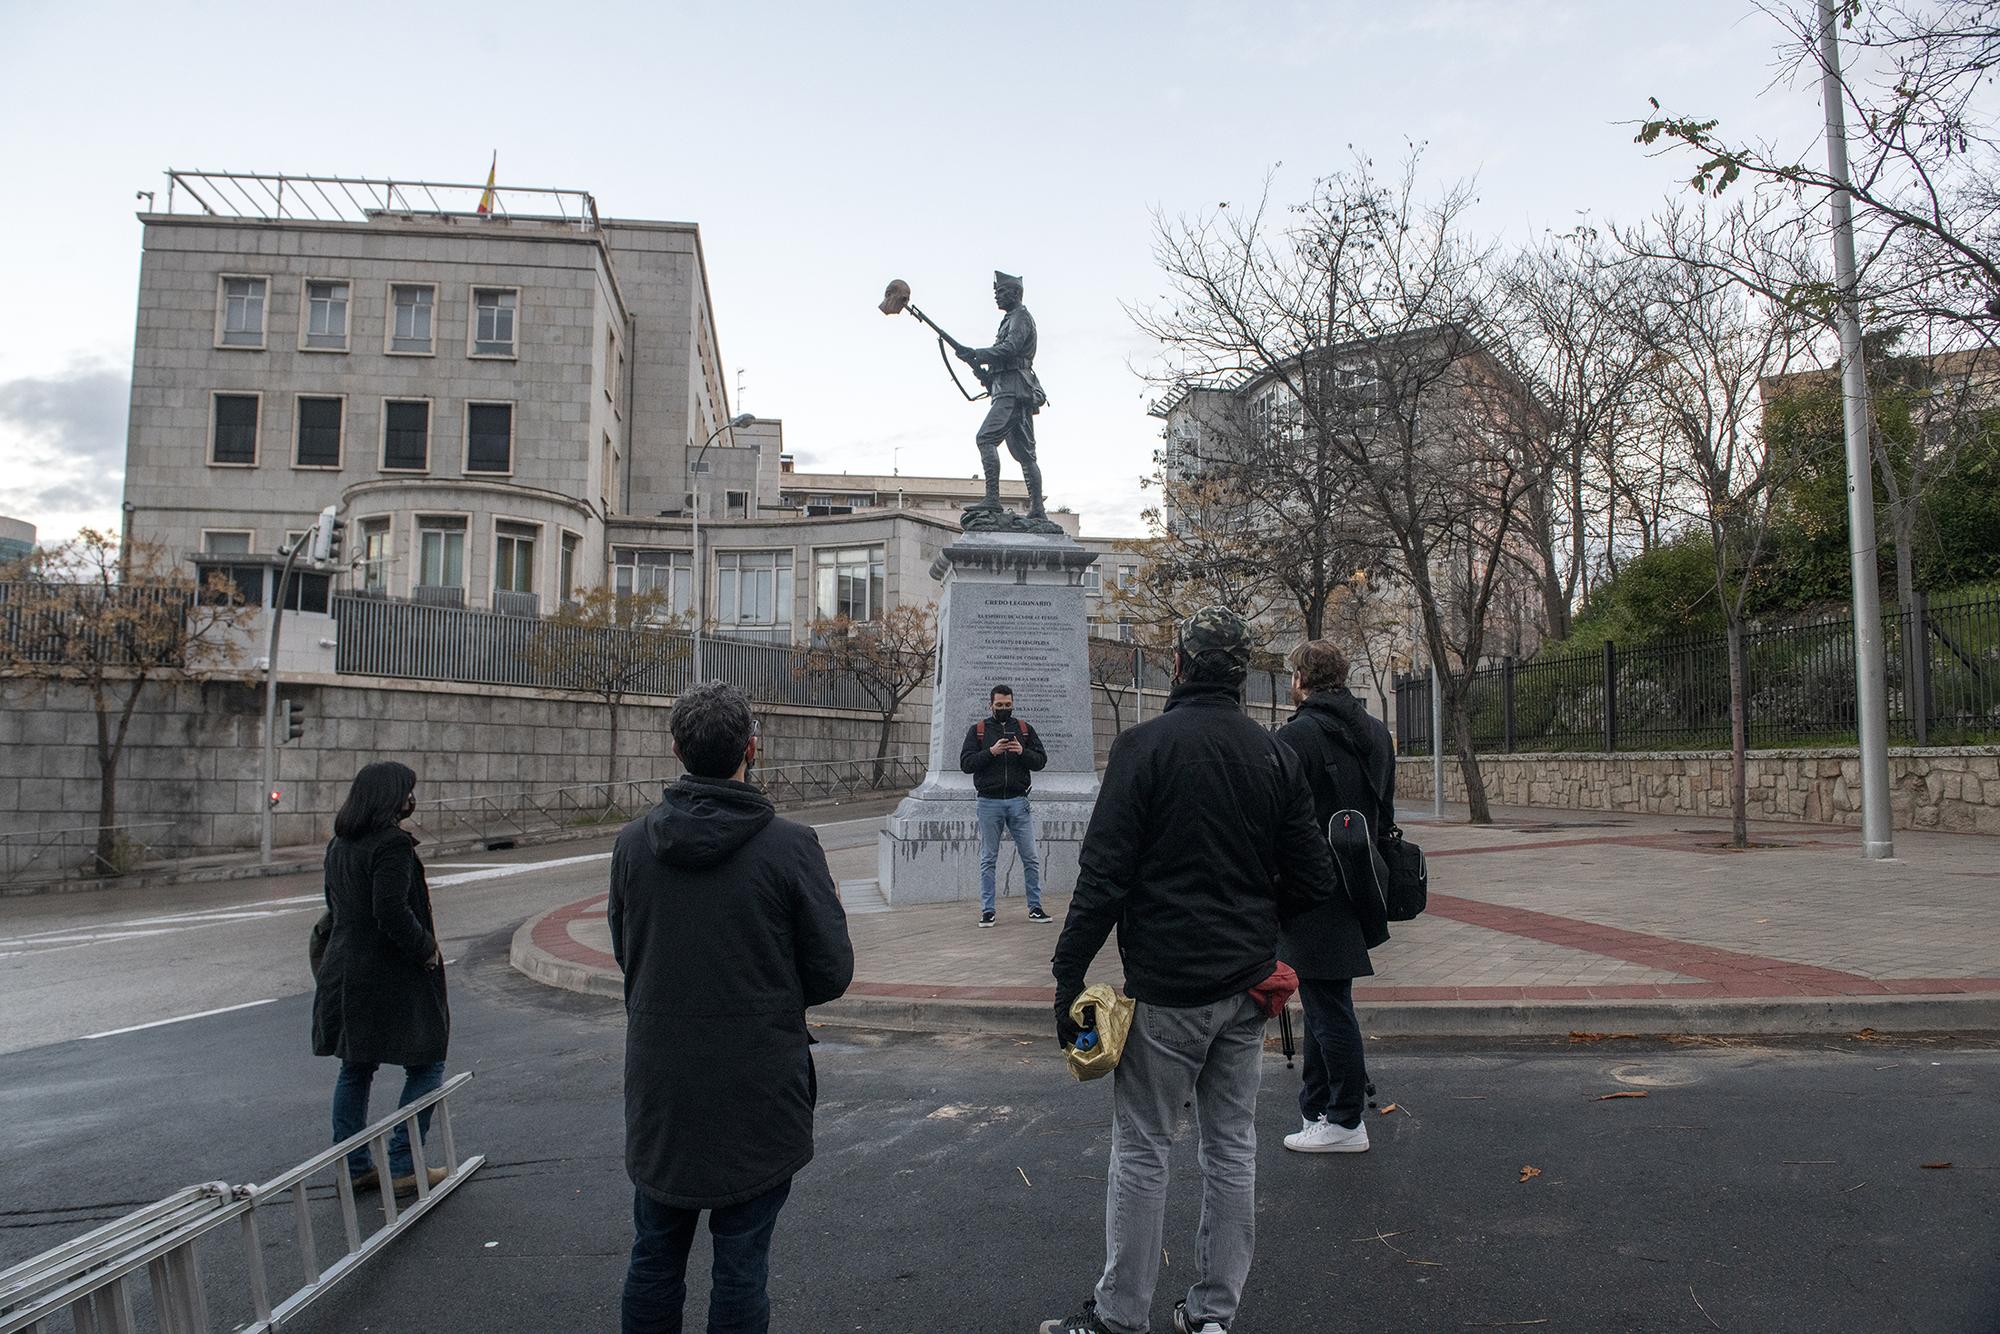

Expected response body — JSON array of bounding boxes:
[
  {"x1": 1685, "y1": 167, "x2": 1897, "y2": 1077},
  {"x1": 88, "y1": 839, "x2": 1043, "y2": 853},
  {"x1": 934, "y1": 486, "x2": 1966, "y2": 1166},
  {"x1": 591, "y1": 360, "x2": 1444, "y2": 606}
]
[{"x1": 117, "y1": 169, "x2": 1126, "y2": 644}]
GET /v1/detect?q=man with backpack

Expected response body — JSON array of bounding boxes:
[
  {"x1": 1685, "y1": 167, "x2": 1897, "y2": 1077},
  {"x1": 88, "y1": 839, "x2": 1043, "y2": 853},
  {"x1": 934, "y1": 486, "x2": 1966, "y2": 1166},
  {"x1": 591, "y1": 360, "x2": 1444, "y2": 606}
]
[
  {"x1": 959, "y1": 683, "x2": 1051, "y2": 926},
  {"x1": 1273, "y1": 639, "x2": 1397, "y2": 1155}
]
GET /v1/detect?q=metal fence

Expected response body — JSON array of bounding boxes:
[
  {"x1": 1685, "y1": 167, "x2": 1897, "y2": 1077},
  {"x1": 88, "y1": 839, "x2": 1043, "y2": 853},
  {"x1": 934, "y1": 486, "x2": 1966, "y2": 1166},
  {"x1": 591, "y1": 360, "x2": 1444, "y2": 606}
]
[
  {"x1": 332, "y1": 596, "x2": 879, "y2": 711},
  {"x1": 0, "y1": 822, "x2": 178, "y2": 888},
  {"x1": 1395, "y1": 591, "x2": 2000, "y2": 753},
  {"x1": 406, "y1": 756, "x2": 925, "y2": 847},
  {"x1": 0, "y1": 582, "x2": 195, "y2": 667},
  {"x1": 1087, "y1": 638, "x2": 1291, "y2": 712}
]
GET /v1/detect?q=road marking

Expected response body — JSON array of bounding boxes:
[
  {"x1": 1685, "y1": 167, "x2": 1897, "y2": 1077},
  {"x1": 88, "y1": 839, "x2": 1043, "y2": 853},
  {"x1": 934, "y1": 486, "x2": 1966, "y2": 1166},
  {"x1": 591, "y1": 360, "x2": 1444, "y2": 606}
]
[
  {"x1": 0, "y1": 894, "x2": 324, "y2": 948},
  {"x1": 80, "y1": 998, "x2": 279, "y2": 1041},
  {"x1": 430, "y1": 852, "x2": 612, "y2": 886}
]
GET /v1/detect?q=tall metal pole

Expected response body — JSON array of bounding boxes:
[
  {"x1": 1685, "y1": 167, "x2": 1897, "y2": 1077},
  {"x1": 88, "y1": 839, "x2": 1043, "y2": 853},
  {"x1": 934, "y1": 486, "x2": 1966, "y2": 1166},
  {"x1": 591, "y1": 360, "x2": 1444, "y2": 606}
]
[
  {"x1": 1819, "y1": 0, "x2": 1895, "y2": 859},
  {"x1": 259, "y1": 539, "x2": 304, "y2": 865},
  {"x1": 1430, "y1": 661, "x2": 1444, "y2": 819},
  {"x1": 690, "y1": 471, "x2": 703, "y2": 684}
]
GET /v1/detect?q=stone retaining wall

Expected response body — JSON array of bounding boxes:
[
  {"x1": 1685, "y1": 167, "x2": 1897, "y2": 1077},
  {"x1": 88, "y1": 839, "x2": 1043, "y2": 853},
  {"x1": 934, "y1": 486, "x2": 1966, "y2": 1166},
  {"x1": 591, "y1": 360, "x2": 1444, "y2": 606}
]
[
  {"x1": 1396, "y1": 748, "x2": 2000, "y2": 834},
  {"x1": 0, "y1": 672, "x2": 927, "y2": 856}
]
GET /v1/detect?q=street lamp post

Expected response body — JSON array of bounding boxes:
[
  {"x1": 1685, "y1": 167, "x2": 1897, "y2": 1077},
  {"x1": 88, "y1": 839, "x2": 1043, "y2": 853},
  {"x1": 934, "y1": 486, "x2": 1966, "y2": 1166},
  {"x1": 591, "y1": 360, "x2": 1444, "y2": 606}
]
[
  {"x1": 687, "y1": 413, "x2": 756, "y2": 684},
  {"x1": 1818, "y1": 0, "x2": 1895, "y2": 859}
]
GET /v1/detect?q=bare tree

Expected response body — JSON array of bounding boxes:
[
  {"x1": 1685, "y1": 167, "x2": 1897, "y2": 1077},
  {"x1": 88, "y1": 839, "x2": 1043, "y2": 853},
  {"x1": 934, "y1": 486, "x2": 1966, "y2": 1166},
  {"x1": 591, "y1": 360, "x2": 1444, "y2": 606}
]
[
  {"x1": 1500, "y1": 226, "x2": 1662, "y2": 633},
  {"x1": 523, "y1": 586, "x2": 685, "y2": 798},
  {"x1": 1131, "y1": 149, "x2": 1547, "y2": 822},
  {"x1": 1638, "y1": 0, "x2": 2000, "y2": 344},
  {"x1": 801, "y1": 605, "x2": 937, "y2": 785},
  {"x1": 0, "y1": 531, "x2": 251, "y2": 873},
  {"x1": 1323, "y1": 571, "x2": 1416, "y2": 711},
  {"x1": 1626, "y1": 204, "x2": 1816, "y2": 847},
  {"x1": 1088, "y1": 637, "x2": 1144, "y2": 736}
]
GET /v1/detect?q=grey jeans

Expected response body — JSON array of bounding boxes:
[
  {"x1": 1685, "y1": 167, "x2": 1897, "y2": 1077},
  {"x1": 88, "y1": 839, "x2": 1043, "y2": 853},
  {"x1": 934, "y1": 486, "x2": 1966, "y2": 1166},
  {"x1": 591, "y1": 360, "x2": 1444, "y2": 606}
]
[{"x1": 1093, "y1": 993, "x2": 1265, "y2": 1334}]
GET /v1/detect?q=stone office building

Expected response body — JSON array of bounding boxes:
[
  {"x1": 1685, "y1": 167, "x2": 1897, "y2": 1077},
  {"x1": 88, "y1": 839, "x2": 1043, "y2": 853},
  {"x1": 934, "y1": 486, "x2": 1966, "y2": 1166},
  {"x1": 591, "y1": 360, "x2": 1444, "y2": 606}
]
[{"x1": 118, "y1": 168, "x2": 1126, "y2": 644}]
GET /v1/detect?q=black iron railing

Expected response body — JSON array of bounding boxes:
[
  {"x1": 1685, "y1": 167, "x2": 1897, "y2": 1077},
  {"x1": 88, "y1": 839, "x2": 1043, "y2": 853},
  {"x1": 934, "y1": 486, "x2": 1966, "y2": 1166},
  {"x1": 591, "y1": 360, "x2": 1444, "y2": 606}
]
[{"x1": 1395, "y1": 591, "x2": 2000, "y2": 753}]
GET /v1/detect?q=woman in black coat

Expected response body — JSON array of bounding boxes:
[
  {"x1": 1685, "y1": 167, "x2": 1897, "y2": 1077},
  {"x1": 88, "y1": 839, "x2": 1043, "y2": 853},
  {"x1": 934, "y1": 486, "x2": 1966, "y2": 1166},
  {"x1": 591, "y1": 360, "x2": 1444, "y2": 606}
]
[{"x1": 312, "y1": 761, "x2": 450, "y2": 1194}]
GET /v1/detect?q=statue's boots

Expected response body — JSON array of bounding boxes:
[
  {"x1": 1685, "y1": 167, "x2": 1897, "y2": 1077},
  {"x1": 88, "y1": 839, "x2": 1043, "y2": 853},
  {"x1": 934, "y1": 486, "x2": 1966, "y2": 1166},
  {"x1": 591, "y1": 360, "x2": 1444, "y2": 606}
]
[
  {"x1": 1022, "y1": 454, "x2": 1048, "y2": 521},
  {"x1": 972, "y1": 443, "x2": 1005, "y2": 510}
]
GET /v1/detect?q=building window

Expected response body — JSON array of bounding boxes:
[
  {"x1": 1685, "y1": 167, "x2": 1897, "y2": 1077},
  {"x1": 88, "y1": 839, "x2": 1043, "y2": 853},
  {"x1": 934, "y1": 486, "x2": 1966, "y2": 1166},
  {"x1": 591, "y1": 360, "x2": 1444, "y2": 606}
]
[
  {"x1": 280, "y1": 571, "x2": 332, "y2": 614},
  {"x1": 466, "y1": 403, "x2": 513, "y2": 474},
  {"x1": 389, "y1": 284, "x2": 435, "y2": 354},
  {"x1": 495, "y1": 521, "x2": 537, "y2": 594},
  {"x1": 814, "y1": 545, "x2": 885, "y2": 622},
  {"x1": 211, "y1": 393, "x2": 260, "y2": 466},
  {"x1": 612, "y1": 548, "x2": 693, "y2": 620},
  {"x1": 201, "y1": 530, "x2": 253, "y2": 555},
  {"x1": 604, "y1": 327, "x2": 620, "y2": 403},
  {"x1": 601, "y1": 432, "x2": 619, "y2": 514},
  {"x1": 726, "y1": 490, "x2": 749, "y2": 520},
  {"x1": 559, "y1": 531, "x2": 580, "y2": 604},
  {"x1": 382, "y1": 400, "x2": 430, "y2": 472},
  {"x1": 303, "y1": 280, "x2": 349, "y2": 350},
  {"x1": 1083, "y1": 566, "x2": 1102, "y2": 594},
  {"x1": 218, "y1": 276, "x2": 267, "y2": 348},
  {"x1": 471, "y1": 287, "x2": 518, "y2": 357},
  {"x1": 417, "y1": 517, "x2": 467, "y2": 594},
  {"x1": 196, "y1": 561, "x2": 266, "y2": 606},
  {"x1": 717, "y1": 550, "x2": 794, "y2": 637},
  {"x1": 294, "y1": 396, "x2": 343, "y2": 468},
  {"x1": 359, "y1": 517, "x2": 391, "y2": 594}
]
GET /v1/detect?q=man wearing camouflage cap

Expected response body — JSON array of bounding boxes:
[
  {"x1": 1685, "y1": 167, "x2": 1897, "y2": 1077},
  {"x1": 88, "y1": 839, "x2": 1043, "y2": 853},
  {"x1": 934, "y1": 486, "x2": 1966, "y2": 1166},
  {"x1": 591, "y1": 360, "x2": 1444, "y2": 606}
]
[{"x1": 1044, "y1": 608, "x2": 1339, "y2": 1334}]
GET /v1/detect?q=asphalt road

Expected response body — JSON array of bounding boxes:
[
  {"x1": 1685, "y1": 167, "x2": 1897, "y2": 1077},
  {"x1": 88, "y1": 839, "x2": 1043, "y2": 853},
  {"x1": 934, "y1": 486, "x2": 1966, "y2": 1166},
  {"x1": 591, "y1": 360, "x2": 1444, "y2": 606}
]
[
  {"x1": 0, "y1": 801, "x2": 896, "y2": 1056},
  {"x1": 3, "y1": 918, "x2": 1995, "y2": 1333}
]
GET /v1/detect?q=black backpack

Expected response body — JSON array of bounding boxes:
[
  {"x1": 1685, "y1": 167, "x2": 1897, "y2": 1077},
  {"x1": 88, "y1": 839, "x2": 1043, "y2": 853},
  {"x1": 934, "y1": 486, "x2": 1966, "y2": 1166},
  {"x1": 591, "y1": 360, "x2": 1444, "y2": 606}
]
[{"x1": 1311, "y1": 711, "x2": 1428, "y2": 924}]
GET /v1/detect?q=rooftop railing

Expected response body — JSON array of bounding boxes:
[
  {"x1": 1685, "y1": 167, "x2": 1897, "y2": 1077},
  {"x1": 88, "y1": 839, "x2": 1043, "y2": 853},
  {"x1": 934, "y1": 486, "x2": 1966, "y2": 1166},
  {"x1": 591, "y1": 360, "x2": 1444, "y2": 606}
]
[{"x1": 152, "y1": 169, "x2": 601, "y2": 230}]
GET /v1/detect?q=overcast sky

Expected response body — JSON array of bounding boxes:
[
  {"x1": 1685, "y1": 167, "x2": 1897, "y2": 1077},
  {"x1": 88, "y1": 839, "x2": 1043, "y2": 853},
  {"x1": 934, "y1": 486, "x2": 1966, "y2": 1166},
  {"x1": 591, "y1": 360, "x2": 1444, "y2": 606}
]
[{"x1": 0, "y1": 0, "x2": 1828, "y2": 544}]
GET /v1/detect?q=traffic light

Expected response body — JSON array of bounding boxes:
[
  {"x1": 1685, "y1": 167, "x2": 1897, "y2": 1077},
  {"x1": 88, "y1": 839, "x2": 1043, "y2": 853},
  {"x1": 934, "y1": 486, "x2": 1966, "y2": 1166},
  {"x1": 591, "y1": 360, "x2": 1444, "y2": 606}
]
[
  {"x1": 269, "y1": 789, "x2": 282, "y2": 809},
  {"x1": 309, "y1": 505, "x2": 342, "y2": 564},
  {"x1": 284, "y1": 698, "x2": 305, "y2": 743}
]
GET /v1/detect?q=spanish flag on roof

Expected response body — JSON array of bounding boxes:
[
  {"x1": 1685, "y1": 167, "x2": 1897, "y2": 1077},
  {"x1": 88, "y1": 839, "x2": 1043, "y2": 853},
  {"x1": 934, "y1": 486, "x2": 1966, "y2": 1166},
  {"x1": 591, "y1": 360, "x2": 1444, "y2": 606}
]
[{"x1": 476, "y1": 153, "x2": 497, "y2": 215}]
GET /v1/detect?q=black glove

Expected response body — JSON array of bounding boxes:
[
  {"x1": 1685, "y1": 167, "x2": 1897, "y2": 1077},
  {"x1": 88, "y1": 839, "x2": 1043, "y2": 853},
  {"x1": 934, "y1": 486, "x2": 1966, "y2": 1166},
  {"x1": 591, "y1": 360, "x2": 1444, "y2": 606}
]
[{"x1": 1054, "y1": 988, "x2": 1083, "y2": 1052}]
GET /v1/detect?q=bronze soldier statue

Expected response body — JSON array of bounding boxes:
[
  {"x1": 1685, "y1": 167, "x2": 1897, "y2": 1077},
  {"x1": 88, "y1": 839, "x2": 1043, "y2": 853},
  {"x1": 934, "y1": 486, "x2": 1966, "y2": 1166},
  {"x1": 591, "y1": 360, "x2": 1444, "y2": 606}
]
[{"x1": 955, "y1": 271, "x2": 1048, "y2": 521}]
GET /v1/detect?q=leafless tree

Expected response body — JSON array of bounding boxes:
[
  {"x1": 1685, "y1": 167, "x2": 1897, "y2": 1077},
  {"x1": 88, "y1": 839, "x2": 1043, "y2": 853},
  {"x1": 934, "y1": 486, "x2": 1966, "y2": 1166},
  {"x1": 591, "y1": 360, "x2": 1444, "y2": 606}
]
[
  {"x1": 0, "y1": 531, "x2": 252, "y2": 874},
  {"x1": 1130, "y1": 148, "x2": 1547, "y2": 822},
  {"x1": 801, "y1": 606, "x2": 937, "y2": 785},
  {"x1": 1625, "y1": 204, "x2": 1817, "y2": 846},
  {"x1": 523, "y1": 585, "x2": 685, "y2": 797}
]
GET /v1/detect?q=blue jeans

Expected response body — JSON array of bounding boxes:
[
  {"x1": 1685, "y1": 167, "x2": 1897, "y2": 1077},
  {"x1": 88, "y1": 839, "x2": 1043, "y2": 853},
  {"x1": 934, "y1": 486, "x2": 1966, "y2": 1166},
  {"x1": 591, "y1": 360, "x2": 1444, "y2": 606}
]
[
  {"x1": 622, "y1": 1178, "x2": 792, "y2": 1334},
  {"x1": 331, "y1": 1060, "x2": 446, "y2": 1179},
  {"x1": 976, "y1": 796, "x2": 1042, "y2": 913},
  {"x1": 1297, "y1": 978, "x2": 1369, "y2": 1129}
]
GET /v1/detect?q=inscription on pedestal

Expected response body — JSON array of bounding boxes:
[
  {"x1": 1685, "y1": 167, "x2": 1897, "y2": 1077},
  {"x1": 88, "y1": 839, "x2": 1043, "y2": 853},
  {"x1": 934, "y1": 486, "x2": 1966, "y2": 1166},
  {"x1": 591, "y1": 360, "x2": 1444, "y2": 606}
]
[{"x1": 945, "y1": 583, "x2": 1093, "y2": 773}]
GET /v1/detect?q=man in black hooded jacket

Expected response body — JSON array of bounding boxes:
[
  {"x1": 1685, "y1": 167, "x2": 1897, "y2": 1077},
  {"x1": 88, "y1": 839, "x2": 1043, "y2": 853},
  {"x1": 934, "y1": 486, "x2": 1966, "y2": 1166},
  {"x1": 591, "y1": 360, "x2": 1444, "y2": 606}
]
[
  {"x1": 608, "y1": 681, "x2": 854, "y2": 1334},
  {"x1": 1274, "y1": 639, "x2": 1395, "y2": 1156}
]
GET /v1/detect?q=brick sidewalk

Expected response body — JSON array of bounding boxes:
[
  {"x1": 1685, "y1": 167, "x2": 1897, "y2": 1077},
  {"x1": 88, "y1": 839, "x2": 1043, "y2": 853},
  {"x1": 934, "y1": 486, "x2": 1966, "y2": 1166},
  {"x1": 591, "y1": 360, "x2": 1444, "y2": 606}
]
[{"x1": 513, "y1": 804, "x2": 2000, "y2": 1031}]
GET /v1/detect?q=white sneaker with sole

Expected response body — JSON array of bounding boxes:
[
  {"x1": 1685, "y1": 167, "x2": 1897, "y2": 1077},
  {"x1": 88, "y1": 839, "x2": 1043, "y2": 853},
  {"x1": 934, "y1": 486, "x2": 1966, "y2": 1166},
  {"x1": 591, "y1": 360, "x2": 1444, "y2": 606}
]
[{"x1": 1283, "y1": 1115, "x2": 1369, "y2": 1153}]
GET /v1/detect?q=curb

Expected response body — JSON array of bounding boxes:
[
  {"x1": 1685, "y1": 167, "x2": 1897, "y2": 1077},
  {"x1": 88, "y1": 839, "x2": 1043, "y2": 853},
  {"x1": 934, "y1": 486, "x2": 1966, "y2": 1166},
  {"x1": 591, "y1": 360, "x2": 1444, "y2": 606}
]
[{"x1": 508, "y1": 914, "x2": 2000, "y2": 1040}]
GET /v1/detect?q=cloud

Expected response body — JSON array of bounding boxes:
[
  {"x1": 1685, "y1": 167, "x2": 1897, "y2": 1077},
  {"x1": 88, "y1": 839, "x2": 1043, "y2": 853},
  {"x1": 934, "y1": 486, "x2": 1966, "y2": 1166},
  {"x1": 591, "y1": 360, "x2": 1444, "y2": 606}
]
[{"x1": 0, "y1": 363, "x2": 129, "y2": 537}]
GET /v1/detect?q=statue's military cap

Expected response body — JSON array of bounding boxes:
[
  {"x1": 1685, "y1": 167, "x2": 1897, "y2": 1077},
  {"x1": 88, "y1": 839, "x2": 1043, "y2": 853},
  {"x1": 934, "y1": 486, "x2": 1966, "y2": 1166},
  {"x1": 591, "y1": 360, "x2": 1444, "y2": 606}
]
[
  {"x1": 1178, "y1": 606, "x2": 1254, "y2": 665},
  {"x1": 993, "y1": 270, "x2": 1024, "y2": 288}
]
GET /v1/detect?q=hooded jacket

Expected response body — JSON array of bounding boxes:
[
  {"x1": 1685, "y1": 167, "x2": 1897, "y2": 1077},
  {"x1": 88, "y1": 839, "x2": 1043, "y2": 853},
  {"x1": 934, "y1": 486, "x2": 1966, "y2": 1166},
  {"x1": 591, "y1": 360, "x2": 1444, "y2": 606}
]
[
  {"x1": 1274, "y1": 689, "x2": 1395, "y2": 978},
  {"x1": 1051, "y1": 680, "x2": 1338, "y2": 1008},
  {"x1": 608, "y1": 775, "x2": 854, "y2": 1209}
]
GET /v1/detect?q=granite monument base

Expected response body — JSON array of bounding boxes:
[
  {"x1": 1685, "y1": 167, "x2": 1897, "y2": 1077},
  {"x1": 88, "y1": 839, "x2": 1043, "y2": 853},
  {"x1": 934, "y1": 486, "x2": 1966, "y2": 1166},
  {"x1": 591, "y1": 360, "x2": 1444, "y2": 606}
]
[{"x1": 879, "y1": 529, "x2": 1100, "y2": 906}]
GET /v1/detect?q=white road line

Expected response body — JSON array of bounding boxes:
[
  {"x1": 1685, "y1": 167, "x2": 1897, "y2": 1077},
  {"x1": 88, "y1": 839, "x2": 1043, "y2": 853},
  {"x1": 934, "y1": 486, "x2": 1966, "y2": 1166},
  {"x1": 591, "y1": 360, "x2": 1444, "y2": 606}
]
[
  {"x1": 429, "y1": 852, "x2": 613, "y2": 886},
  {"x1": 80, "y1": 998, "x2": 279, "y2": 1041}
]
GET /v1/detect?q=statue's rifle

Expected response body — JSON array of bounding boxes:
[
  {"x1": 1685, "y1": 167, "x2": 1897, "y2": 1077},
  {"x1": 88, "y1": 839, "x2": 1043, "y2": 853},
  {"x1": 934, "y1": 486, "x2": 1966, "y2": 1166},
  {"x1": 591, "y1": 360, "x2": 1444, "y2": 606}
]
[{"x1": 878, "y1": 278, "x2": 990, "y2": 402}]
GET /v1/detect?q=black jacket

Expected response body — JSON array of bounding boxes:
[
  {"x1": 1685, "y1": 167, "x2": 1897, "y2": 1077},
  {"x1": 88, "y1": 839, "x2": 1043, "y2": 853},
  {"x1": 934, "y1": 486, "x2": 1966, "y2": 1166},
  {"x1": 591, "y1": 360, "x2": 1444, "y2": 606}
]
[
  {"x1": 959, "y1": 715, "x2": 1049, "y2": 798},
  {"x1": 312, "y1": 827, "x2": 449, "y2": 1067},
  {"x1": 609, "y1": 776, "x2": 854, "y2": 1209},
  {"x1": 1275, "y1": 689, "x2": 1396, "y2": 978},
  {"x1": 1051, "y1": 681, "x2": 1338, "y2": 1008}
]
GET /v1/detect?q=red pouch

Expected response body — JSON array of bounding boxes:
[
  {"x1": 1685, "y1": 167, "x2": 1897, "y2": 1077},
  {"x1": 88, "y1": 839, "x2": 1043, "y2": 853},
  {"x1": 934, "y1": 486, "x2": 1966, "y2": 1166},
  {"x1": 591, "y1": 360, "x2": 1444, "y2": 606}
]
[{"x1": 1248, "y1": 962, "x2": 1299, "y2": 1018}]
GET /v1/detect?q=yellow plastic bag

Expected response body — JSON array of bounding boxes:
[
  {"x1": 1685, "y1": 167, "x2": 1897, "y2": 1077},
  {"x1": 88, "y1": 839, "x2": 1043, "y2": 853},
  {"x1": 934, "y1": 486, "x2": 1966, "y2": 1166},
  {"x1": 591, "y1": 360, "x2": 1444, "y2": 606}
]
[{"x1": 1065, "y1": 984, "x2": 1136, "y2": 1082}]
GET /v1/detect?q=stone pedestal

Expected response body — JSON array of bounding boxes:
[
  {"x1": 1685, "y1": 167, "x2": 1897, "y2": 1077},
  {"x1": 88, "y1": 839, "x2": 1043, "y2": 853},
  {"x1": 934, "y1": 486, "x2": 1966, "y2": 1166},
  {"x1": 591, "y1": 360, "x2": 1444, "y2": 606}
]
[{"x1": 878, "y1": 531, "x2": 1100, "y2": 905}]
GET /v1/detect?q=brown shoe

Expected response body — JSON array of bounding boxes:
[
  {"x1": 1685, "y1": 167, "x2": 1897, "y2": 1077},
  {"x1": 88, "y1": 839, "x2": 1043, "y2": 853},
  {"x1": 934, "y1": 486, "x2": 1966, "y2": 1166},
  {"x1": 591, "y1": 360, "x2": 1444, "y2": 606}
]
[
  {"x1": 390, "y1": 1166, "x2": 450, "y2": 1195},
  {"x1": 348, "y1": 1169, "x2": 379, "y2": 1193}
]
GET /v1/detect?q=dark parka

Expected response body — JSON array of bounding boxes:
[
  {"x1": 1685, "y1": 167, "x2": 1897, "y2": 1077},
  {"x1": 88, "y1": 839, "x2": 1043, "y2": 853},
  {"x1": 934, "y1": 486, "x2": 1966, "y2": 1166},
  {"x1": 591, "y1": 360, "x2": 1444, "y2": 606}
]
[
  {"x1": 312, "y1": 827, "x2": 449, "y2": 1067},
  {"x1": 1274, "y1": 689, "x2": 1397, "y2": 979},
  {"x1": 1051, "y1": 681, "x2": 1339, "y2": 1008},
  {"x1": 609, "y1": 776, "x2": 855, "y2": 1210}
]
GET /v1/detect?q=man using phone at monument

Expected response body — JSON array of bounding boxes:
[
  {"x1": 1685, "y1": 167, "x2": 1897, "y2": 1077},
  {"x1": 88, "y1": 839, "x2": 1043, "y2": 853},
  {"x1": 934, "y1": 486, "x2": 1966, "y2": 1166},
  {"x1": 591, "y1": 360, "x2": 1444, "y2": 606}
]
[{"x1": 958, "y1": 684, "x2": 1050, "y2": 927}]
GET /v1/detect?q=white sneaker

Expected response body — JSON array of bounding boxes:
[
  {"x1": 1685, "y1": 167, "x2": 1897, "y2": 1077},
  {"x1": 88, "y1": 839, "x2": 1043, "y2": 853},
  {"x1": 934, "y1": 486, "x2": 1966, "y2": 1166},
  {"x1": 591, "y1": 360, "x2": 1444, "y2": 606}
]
[{"x1": 1283, "y1": 1115, "x2": 1369, "y2": 1153}]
